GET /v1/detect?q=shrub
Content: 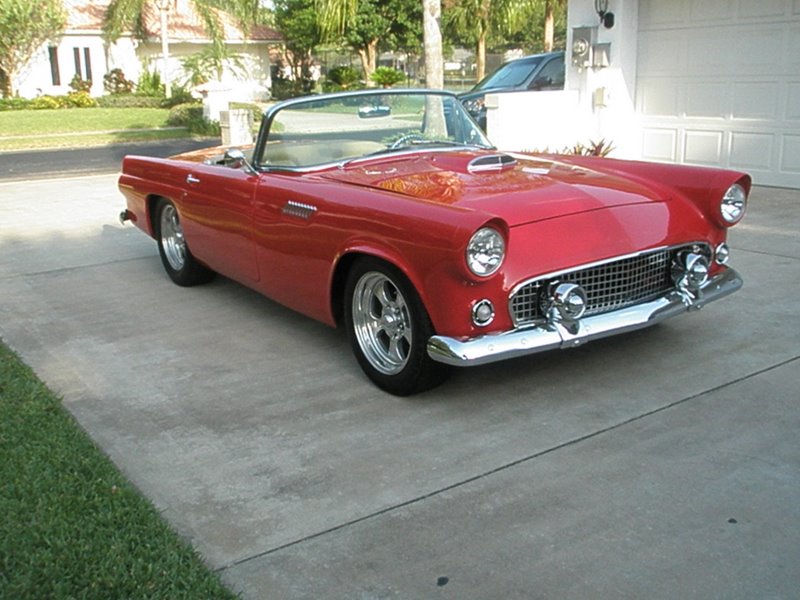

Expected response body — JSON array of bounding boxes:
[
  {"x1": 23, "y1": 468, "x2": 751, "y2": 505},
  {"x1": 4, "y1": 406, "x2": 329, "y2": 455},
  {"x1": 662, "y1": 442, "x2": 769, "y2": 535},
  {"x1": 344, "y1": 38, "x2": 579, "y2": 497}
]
[
  {"x1": 96, "y1": 94, "x2": 163, "y2": 108},
  {"x1": 137, "y1": 69, "x2": 164, "y2": 97},
  {"x1": 69, "y1": 74, "x2": 92, "y2": 93},
  {"x1": 326, "y1": 66, "x2": 361, "y2": 89},
  {"x1": 161, "y1": 85, "x2": 195, "y2": 108},
  {"x1": 104, "y1": 68, "x2": 134, "y2": 94},
  {"x1": 65, "y1": 91, "x2": 97, "y2": 108},
  {"x1": 371, "y1": 67, "x2": 405, "y2": 88},
  {"x1": 30, "y1": 95, "x2": 64, "y2": 110},
  {"x1": 0, "y1": 97, "x2": 33, "y2": 111},
  {"x1": 167, "y1": 102, "x2": 220, "y2": 136}
]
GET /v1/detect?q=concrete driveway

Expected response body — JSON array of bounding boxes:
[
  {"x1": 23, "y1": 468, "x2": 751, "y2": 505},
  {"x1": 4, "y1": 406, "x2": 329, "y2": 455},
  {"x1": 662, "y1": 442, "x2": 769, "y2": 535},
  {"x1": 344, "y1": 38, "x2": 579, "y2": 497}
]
[{"x1": 1, "y1": 174, "x2": 798, "y2": 599}]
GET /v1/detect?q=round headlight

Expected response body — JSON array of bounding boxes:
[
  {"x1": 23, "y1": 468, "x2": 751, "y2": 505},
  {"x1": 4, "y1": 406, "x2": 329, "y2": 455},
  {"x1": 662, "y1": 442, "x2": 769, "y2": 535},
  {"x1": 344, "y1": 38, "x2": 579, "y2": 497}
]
[
  {"x1": 466, "y1": 227, "x2": 505, "y2": 277},
  {"x1": 720, "y1": 183, "x2": 747, "y2": 225}
]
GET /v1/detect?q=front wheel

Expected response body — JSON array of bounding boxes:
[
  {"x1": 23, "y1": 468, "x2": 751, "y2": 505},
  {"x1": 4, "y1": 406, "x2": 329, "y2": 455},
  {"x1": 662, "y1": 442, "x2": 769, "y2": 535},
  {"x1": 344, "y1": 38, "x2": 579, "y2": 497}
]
[
  {"x1": 155, "y1": 198, "x2": 214, "y2": 286},
  {"x1": 344, "y1": 258, "x2": 447, "y2": 396}
]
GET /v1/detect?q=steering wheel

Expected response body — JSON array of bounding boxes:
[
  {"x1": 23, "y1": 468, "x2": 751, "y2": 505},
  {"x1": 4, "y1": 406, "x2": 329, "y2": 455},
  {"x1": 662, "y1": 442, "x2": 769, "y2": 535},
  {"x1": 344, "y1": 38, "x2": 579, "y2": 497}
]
[{"x1": 390, "y1": 133, "x2": 425, "y2": 149}]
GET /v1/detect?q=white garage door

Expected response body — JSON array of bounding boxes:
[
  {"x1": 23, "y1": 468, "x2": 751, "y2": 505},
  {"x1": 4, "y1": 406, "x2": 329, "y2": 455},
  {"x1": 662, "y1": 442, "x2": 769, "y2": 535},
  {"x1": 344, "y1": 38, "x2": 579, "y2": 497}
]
[{"x1": 636, "y1": 0, "x2": 800, "y2": 188}]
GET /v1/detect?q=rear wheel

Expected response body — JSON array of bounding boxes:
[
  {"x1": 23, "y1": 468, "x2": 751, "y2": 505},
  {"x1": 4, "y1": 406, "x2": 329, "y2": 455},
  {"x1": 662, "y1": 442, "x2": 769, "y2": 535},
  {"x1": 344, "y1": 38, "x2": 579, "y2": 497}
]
[
  {"x1": 155, "y1": 198, "x2": 214, "y2": 286},
  {"x1": 344, "y1": 257, "x2": 447, "y2": 395}
]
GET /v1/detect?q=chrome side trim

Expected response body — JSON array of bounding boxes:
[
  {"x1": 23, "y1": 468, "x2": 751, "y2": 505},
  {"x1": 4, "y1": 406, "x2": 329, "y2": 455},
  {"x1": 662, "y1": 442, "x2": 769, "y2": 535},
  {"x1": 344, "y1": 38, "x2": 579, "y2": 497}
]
[{"x1": 427, "y1": 267, "x2": 742, "y2": 367}]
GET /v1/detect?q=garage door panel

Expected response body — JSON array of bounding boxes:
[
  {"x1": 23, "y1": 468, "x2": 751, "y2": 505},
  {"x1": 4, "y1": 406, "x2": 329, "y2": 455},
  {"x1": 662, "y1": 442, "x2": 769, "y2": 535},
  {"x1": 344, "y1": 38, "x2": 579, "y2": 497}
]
[
  {"x1": 730, "y1": 132, "x2": 775, "y2": 170},
  {"x1": 733, "y1": 82, "x2": 779, "y2": 120},
  {"x1": 739, "y1": 0, "x2": 787, "y2": 18},
  {"x1": 782, "y1": 136, "x2": 800, "y2": 173},
  {"x1": 637, "y1": 78, "x2": 680, "y2": 116},
  {"x1": 637, "y1": 31, "x2": 686, "y2": 75},
  {"x1": 787, "y1": 83, "x2": 800, "y2": 120},
  {"x1": 639, "y1": 0, "x2": 690, "y2": 28},
  {"x1": 687, "y1": 32, "x2": 733, "y2": 75},
  {"x1": 684, "y1": 130, "x2": 724, "y2": 165},
  {"x1": 795, "y1": 0, "x2": 800, "y2": 15},
  {"x1": 690, "y1": 0, "x2": 736, "y2": 23},
  {"x1": 730, "y1": 27, "x2": 784, "y2": 75},
  {"x1": 686, "y1": 82, "x2": 730, "y2": 118},
  {"x1": 642, "y1": 129, "x2": 678, "y2": 162}
]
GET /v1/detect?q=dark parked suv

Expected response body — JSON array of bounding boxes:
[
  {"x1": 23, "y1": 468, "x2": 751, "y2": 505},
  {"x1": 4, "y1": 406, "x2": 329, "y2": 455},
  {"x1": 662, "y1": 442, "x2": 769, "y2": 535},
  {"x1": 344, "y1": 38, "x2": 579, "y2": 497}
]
[{"x1": 459, "y1": 51, "x2": 565, "y2": 130}]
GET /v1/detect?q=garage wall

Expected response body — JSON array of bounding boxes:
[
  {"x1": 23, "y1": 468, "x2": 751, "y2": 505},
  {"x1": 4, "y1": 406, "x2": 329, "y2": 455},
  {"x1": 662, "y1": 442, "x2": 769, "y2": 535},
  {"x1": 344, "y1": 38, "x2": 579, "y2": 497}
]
[{"x1": 637, "y1": 0, "x2": 800, "y2": 188}]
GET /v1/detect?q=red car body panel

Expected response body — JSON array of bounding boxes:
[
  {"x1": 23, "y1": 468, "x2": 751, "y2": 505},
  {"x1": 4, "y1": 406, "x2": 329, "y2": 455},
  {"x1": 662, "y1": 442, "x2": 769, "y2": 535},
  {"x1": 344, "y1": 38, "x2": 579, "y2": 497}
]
[{"x1": 119, "y1": 147, "x2": 749, "y2": 339}]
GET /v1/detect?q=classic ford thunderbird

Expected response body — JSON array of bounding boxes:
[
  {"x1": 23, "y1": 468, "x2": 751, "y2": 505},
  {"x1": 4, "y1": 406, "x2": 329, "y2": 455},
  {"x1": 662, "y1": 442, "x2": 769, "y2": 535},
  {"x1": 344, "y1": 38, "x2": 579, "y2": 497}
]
[{"x1": 118, "y1": 89, "x2": 748, "y2": 395}]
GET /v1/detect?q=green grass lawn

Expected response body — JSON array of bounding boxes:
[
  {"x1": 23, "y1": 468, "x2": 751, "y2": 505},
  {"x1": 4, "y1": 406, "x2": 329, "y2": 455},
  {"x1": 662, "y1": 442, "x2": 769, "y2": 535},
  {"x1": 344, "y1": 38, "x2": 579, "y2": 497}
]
[
  {"x1": 0, "y1": 341, "x2": 239, "y2": 599},
  {"x1": 0, "y1": 107, "x2": 195, "y2": 151}
]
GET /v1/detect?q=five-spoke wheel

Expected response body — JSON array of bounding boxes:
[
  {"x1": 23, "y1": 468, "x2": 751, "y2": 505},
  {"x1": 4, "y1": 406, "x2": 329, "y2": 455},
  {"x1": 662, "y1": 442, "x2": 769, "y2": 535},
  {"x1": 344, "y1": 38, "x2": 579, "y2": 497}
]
[
  {"x1": 155, "y1": 198, "x2": 214, "y2": 286},
  {"x1": 345, "y1": 258, "x2": 447, "y2": 395}
]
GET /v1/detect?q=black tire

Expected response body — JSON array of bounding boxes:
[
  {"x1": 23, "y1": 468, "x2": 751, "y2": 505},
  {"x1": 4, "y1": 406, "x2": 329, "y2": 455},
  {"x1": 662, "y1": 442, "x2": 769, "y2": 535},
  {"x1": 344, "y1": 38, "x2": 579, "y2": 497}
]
[
  {"x1": 154, "y1": 198, "x2": 214, "y2": 287},
  {"x1": 344, "y1": 257, "x2": 448, "y2": 396}
]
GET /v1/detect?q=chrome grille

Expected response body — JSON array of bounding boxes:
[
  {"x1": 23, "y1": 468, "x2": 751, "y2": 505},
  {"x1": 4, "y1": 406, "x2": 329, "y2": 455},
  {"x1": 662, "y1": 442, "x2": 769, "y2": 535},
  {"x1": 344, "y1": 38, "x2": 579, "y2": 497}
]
[{"x1": 510, "y1": 245, "x2": 706, "y2": 327}]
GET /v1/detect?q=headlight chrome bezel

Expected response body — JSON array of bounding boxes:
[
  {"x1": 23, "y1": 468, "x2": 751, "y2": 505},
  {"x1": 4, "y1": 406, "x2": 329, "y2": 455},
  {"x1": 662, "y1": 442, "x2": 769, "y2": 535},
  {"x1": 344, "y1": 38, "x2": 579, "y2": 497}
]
[
  {"x1": 720, "y1": 183, "x2": 747, "y2": 225},
  {"x1": 466, "y1": 226, "x2": 506, "y2": 277}
]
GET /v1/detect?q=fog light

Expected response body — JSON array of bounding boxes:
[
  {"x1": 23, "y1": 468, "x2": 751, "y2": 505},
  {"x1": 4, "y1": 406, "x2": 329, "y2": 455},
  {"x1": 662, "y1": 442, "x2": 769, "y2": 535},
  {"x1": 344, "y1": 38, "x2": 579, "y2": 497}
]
[
  {"x1": 472, "y1": 299, "x2": 495, "y2": 327},
  {"x1": 551, "y1": 283, "x2": 587, "y2": 321},
  {"x1": 715, "y1": 242, "x2": 730, "y2": 265},
  {"x1": 672, "y1": 252, "x2": 709, "y2": 291}
]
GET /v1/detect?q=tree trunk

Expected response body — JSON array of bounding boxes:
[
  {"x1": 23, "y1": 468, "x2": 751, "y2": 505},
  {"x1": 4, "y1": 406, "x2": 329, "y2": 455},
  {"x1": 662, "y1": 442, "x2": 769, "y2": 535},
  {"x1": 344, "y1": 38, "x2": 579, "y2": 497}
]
[
  {"x1": 359, "y1": 39, "x2": 379, "y2": 87},
  {"x1": 0, "y1": 67, "x2": 12, "y2": 98},
  {"x1": 544, "y1": 0, "x2": 555, "y2": 52},
  {"x1": 422, "y1": 0, "x2": 443, "y2": 89},
  {"x1": 476, "y1": 33, "x2": 486, "y2": 81}
]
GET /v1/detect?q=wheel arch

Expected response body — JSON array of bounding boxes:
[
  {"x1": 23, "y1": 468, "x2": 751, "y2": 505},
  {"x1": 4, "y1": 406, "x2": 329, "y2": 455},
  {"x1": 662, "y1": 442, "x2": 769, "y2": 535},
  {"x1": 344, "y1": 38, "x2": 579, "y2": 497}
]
[{"x1": 329, "y1": 247, "x2": 430, "y2": 329}]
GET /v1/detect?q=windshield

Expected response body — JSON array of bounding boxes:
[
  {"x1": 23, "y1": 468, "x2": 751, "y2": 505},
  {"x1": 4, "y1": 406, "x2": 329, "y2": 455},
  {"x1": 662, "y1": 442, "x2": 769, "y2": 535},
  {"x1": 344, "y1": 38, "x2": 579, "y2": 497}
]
[
  {"x1": 256, "y1": 90, "x2": 491, "y2": 169},
  {"x1": 472, "y1": 57, "x2": 542, "y2": 92}
]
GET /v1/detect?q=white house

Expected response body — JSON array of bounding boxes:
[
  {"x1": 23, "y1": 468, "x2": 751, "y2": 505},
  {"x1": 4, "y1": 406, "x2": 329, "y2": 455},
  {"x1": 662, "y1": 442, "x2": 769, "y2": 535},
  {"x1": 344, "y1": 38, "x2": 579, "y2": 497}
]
[
  {"x1": 488, "y1": 0, "x2": 800, "y2": 189},
  {"x1": 14, "y1": 0, "x2": 282, "y2": 102}
]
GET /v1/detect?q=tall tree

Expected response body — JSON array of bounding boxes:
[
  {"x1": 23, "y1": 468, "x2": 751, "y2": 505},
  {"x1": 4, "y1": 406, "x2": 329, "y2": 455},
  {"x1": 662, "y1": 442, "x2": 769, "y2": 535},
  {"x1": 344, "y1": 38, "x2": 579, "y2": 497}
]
[
  {"x1": 104, "y1": 0, "x2": 260, "y2": 95},
  {"x1": 341, "y1": 0, "x2": 421, "y2": 85},
  {"x1": 0, "y1": 0, "x2": 67, "y2": 98},
  {"x1": 273, "y1": 0, "x2": 322, "y2": 86},
  {"x1": 444, "y1": 0, "x2": 535, "y2": 81}
]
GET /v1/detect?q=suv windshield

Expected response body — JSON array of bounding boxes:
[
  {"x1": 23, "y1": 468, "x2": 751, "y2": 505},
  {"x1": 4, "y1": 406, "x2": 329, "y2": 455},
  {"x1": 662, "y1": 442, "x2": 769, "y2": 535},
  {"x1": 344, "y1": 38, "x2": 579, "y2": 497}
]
[{"x1": 472, "y1": 57, "x2": 542, "y2": 92}]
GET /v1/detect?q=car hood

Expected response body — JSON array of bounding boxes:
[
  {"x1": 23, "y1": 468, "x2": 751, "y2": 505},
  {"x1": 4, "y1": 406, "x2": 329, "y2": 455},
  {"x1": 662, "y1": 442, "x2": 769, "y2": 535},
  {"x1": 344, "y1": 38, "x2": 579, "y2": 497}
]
[{"x1": 317, "y1": 151, "x2": 668, "y2": 227}]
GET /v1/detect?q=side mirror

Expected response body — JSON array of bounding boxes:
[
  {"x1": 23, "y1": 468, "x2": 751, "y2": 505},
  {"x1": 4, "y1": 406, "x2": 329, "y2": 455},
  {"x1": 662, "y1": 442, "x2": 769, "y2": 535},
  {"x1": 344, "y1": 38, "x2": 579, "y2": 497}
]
[{"x1": 224, "y1": 148, "x2": 253, "y2": 171}]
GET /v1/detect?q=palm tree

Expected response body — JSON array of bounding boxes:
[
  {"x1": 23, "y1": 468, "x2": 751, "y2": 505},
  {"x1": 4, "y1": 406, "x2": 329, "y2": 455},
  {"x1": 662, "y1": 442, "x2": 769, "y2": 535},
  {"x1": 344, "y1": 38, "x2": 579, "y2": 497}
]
[{"x1": 103, "y1": 0, "x2": 259, "y2": 96}]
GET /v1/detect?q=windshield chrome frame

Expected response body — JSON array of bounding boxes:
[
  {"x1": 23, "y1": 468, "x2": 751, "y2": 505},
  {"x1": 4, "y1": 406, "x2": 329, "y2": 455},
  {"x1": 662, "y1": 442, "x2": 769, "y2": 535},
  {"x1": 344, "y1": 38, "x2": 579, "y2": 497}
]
[{"x1": 252, "y1": 88, "x2": 491, "y2": 172}]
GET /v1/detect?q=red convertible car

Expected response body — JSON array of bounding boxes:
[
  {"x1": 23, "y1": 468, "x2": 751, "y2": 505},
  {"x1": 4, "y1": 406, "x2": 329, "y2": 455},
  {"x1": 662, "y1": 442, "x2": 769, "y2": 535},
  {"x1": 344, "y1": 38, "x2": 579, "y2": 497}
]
[{"x1": 118, "y1": 89, "x2": 748, "y2": 395}]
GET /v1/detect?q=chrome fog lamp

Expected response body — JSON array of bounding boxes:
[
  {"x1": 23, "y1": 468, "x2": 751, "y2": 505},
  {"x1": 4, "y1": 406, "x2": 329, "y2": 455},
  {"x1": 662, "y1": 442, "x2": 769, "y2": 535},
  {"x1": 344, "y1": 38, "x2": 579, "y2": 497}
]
[
  {"x1": 466, "y1": 227, "x2": 505, "y2": 277},
  {"x1": 715, "y1": 242, "x2": 730, "y2": 265},
  {"x1": 472, "y1": 299, "x2": 495, "y2": 326},
  {"x1": 550, "y1": 283, "x2": 587, "y2": 321},
  {"x1": 672, "y1": 252, "x2": 709, "y2": 291},
  {"x1": 720, "y1": 183, "x2": 747, "y2": 225}
]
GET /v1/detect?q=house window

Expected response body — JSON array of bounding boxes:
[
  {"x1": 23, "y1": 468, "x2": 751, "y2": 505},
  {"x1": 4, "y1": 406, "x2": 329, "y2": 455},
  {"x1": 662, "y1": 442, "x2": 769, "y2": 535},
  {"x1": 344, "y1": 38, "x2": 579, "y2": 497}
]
[
  {"x1": 48, "y1": 47, "x2": 60, "y2": 85},
  {"x1": 72, "y1": 47, "x2": 92, "y2": 81},
  {"x1": 83, "y1": 48, "x2": 92, "y2": 81}
]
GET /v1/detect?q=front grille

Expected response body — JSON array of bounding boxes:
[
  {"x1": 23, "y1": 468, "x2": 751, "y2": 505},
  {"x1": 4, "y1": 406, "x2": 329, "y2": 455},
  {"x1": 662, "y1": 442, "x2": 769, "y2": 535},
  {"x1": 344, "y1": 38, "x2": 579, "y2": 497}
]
[{"x1": 510, "y1": 244, "x2": 707, "y2": 327}]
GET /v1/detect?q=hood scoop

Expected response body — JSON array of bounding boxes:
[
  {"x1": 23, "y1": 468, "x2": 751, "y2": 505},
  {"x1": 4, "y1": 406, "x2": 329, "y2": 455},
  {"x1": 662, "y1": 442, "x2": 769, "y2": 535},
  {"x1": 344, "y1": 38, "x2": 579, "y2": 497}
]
[{"x1": 467, "y1": 153, "x2": 517, "y2": 174}]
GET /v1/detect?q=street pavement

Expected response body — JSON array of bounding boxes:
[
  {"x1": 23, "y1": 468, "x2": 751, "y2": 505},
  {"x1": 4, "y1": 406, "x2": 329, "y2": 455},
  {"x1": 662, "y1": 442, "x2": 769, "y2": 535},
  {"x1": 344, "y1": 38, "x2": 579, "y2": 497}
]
[
  {"x1": 0, "y1": 138, "x2": 217, "y2": 181},
  {"x1": 0, "y1": 173, "x2": 798, "y2": 599}
]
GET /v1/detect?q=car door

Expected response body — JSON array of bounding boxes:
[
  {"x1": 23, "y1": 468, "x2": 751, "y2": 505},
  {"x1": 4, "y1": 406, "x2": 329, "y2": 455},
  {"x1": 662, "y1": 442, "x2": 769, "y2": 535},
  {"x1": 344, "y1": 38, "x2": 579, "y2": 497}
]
[
  {"x1": 529, "y1": 55, "x2": 565, "y2": 91},
  {"x1": 179, "y1": 162, "x2": 260, "y2": 283}
]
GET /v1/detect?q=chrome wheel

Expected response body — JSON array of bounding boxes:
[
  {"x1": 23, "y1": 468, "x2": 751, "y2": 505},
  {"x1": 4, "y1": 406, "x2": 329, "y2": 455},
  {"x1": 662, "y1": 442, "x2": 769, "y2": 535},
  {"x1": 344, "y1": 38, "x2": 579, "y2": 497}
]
[
  {"x1": 351, "y1": 271, "x2": 413, "y2": 375},
  {"x1": 159, "y1": 203, "x2": 186, "y2": 271}
]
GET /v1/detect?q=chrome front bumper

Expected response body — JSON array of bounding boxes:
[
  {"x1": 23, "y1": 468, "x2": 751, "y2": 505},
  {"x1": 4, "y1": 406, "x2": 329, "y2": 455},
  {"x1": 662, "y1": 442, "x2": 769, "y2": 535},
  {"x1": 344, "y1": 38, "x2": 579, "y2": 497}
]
[{"x1": 427, "y1": 267, "x2": 742, "y2": 367}]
